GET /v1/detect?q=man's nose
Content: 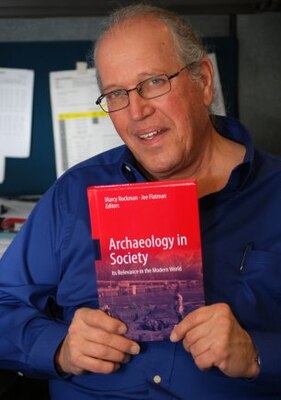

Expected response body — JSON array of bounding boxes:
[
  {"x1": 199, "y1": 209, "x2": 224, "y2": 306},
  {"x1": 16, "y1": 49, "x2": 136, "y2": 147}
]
[{"x1": 127, "y1": 90, "x2": 154, "y2": 120}]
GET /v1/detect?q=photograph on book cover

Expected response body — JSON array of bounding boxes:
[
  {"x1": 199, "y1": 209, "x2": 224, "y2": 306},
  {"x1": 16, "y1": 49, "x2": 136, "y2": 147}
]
[{"x1": 88, "y1": 179, "x2": 205, "y2": 341}]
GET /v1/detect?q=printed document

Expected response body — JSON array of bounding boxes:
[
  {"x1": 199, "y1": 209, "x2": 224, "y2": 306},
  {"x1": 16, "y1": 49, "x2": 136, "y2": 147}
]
[
  {"x1": 0, "y1": 68, "x2": 34, "y2": 183},
  {"x1": 50, "y1": 67, "x2": 123, "y2": 178}
]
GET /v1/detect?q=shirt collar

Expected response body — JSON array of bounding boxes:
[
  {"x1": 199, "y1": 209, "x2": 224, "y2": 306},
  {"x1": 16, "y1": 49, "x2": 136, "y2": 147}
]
[
  {"x1": 120, "y1": 147, "x2": 147, "y2": 183},
  {"x1": 213, "y1": 115, "x2": 255, "y2": 192}
]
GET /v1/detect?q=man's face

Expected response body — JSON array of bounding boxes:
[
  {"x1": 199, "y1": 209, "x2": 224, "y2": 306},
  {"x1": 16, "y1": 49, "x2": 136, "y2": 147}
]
[{"x1": 96, "y1": 17, "x2": 213, "y2": 180}]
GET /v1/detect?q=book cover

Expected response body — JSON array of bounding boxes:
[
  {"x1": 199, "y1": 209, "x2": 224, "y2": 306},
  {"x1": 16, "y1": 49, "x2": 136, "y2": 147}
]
[{"x1": 87, "y1": 179, "x2": 204, "y2": 341}]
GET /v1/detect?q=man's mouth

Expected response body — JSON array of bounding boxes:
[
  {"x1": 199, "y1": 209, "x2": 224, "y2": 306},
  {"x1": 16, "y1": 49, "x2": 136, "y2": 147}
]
[{"x1": 139, "y1": 129, "x2": 162, "y2": 141}]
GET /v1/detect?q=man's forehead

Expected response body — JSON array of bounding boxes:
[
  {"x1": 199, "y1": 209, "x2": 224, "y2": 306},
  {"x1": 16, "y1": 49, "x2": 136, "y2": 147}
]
[
  {"x1": 96, "y1": 19, "x2": 173, "y2": 65},
  {"x1": 95, "y1": 15, "x2": 178, "y2": 90},
  {"x1": 99, "y1": 16, "x2": 170, "y2": 46}
]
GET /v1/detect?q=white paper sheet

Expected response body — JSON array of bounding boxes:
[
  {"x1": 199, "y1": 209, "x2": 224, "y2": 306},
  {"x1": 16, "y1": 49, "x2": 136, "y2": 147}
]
[
  {"x1": 0, "y1": 155, "x2": 5, "y2": 184},
  {"x1": 208, "y1": 53, "x2": 226, "y2": 116},
  {"x1": 49, "y1": 66, "x2": 123, "y2": 178},
  {"x1": 0, "y1": 68, "x2": 34, "y2": 183}
]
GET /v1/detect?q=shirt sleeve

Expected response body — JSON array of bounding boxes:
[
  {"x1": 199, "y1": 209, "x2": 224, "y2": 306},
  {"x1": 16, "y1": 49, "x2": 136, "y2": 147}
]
[
  {"x1": 0, "y1": 183, "x2": 70, "y2": 378},
  {"x1": 249, "y1": 330, "x2": 281, "y2": 391}
]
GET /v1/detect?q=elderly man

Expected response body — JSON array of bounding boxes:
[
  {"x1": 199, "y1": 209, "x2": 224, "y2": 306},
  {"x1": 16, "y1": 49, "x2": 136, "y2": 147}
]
[{"x1": 1, "y1": 3, "x2": 281, "y2": 399}]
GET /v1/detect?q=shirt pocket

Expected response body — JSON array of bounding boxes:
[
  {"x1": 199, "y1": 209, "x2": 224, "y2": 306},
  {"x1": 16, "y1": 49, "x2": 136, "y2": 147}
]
[
  {"x1": 241, "y1": 246, "x2": 281, "y2": 292},
  {"x1": 237, "y1": 245, "x2": 281, "y2": 329}
]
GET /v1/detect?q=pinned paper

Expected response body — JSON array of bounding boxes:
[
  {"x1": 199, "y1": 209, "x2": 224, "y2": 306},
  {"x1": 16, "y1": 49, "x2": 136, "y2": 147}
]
[
  {"x1": 49, "y1": 67, "x2": 123, "y2": 178},
  {"x1": 0, "y1": 68, "x2": 34, "y2": 183}
]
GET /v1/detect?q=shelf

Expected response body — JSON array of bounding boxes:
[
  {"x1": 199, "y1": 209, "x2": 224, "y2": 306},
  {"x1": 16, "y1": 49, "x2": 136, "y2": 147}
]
[{"x1": 0, "y1": 0, "x2": 280, "y2": 18}]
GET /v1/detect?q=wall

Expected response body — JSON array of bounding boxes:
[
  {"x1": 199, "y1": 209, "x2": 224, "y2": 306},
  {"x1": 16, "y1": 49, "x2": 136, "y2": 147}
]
[{"x1": 238, "y1": 13, "x2": 281, "y2": 154}]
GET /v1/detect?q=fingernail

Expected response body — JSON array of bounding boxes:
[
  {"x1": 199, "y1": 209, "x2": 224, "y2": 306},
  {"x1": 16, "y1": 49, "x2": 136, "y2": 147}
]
[
  {"x1": 118, "y1": 325, "x2": 127, "y2": 335},
  {"x1": 130, "y1": 344, "x2": 140, "y2": 355},
  {"x1": 170, "y1": 331, "x2": 178, "y2": 342}
]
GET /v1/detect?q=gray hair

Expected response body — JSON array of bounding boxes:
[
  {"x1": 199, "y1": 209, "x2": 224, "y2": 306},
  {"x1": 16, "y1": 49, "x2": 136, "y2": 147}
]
[{"x1": 94, "y1": 3, "x2": 207, "y2": 91}]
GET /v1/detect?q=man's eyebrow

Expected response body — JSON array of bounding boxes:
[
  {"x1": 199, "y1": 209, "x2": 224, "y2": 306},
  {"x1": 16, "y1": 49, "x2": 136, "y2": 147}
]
[
  {"x1": 102, "y1": 85, "x2": 125, "y2": 93},
  {"x1": 102, "y1": 71, "x2": 166, "y2": 93}
]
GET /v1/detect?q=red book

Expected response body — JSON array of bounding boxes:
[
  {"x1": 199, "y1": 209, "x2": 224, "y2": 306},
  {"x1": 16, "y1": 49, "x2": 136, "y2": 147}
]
[{"x1": 87, "y1": 179, "x2": 204, "y2": 341}]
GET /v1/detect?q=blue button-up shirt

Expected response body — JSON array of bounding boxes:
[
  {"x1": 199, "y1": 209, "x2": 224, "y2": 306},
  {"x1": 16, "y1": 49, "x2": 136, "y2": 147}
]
[{"x1": 1, "y1": 116, "x2": 281, "y2": 399}]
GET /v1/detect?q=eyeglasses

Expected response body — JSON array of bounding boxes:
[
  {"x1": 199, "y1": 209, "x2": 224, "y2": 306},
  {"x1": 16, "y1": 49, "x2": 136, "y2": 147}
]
[{"x1": 95, "y1": 65, "x2": 188, "y2": 113}]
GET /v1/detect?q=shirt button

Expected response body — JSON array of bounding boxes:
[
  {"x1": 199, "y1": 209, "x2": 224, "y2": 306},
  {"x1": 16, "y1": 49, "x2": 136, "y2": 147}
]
[{"x1": 153, "y1": 375, "x2": 161, "y2": 384}]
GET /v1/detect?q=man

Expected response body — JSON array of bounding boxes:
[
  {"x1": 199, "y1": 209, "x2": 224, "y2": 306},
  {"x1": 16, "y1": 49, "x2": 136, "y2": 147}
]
[{"x1": 0, "y1": 3, "x2": 281, "y2": 399}]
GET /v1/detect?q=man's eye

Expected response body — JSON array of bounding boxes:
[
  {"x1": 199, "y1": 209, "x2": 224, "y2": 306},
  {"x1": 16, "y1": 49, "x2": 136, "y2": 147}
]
[
  {"x1": 149, "y1": 76, "x2": 166, "y2": 86},
  {"x1": 107, "y1": 90, "x2": 124, "y2": 101}
]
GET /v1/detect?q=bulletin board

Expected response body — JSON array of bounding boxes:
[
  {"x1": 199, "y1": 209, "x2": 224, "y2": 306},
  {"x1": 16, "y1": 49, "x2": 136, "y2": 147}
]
[
  {"x1": 0, "y1": 37, "x2": 237, "y2": 196},
  {"x1": 0, "y1": 40, "x2": 93, "y2": 196}
]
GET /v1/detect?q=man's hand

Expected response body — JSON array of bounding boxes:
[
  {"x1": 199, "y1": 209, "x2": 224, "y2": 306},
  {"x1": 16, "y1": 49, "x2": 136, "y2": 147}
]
[
  {"x1": 56, "y1": 308, "x2": 140, "y2": 375},
  {"x1": 170, "y1": 303, "x2": 260, "y2": 379}
]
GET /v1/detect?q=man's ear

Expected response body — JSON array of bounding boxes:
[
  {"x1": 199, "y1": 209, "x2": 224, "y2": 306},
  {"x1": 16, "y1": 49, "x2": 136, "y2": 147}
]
[{"x1": 199, "y1": 57, "x2": 214, "y2": 107}]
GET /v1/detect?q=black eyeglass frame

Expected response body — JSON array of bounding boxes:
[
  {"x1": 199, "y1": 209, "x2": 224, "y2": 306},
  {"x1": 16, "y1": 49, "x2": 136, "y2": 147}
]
[{"x1": 95, "y1": 65, "x2": 189, "y2": 113}]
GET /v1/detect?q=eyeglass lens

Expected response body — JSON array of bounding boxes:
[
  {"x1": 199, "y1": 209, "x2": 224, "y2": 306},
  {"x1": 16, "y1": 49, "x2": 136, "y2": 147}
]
[{"x1": 101, "y1": 74, "x2": 171, "y2": 112}]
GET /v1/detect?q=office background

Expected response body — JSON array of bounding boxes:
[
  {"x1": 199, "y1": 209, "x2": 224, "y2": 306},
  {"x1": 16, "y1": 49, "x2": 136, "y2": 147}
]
[{"x1": 0, "y1": 1, "x2": 280, "y2": 398}]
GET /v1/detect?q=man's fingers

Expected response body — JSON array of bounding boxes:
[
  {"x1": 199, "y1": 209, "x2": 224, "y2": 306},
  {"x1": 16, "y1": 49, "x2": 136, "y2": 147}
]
[
  {"x1": 83, "y1": 357, "x2": 121, "y2": 374},
  {"x1": 83, "y1": 327, "x2": 140, "y2": 356},
  {"x1": 79, "y1": 339, "x2": 132, "y2": 364},
  {"x1": 170, "y1": 306, "x2": 211, "y2": 342},
  {"x1": 170, "y1": 303, "x2": 231, "y2": 342},
  {"x1": 69, "y1": 308, "x2": 140, "y2": 356},
  {"x1": 78, "y1": 308, "x2": 127, "y2": 334}
]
